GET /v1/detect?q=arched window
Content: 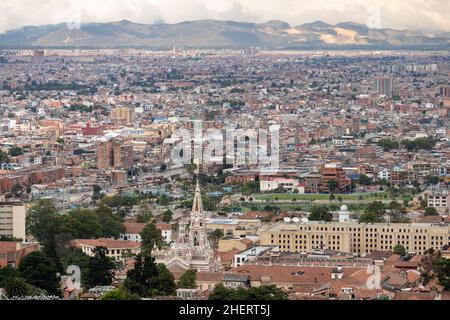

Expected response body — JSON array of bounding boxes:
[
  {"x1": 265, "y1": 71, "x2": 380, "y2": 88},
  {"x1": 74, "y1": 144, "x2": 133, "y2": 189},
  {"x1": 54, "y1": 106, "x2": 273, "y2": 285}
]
[{"x1": 193, "y1": 232, "x2": 199, "y2": 246}]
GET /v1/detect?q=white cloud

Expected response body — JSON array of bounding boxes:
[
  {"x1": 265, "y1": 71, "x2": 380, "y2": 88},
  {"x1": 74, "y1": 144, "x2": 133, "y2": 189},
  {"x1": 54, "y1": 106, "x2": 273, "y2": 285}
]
[{"x1": 0, "y1": 0, "x2": 448, "y2": 33}]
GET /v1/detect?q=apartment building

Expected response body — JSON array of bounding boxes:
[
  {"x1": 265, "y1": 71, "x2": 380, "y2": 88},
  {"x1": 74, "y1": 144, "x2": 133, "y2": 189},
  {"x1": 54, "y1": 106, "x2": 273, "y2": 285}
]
[
  {"x1": 427, "y1": 186, "x2": 450, "y2": 213},
  {"x1": 320, "y1": 163, "x2": 349, "y2": 193},
  {"x1": 97, "y1": 139, "x2": 134, "y2": 170},
  {"x1": 260, "y1": 220, "x2": 450, "y2": 256},
  {"x1": 0, "y1": 199, "x2": 26, "y2": 240}
]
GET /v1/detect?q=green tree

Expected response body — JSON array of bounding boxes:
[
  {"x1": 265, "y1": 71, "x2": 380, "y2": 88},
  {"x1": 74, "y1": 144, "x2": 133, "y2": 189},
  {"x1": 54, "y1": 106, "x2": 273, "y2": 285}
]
[
  {"x1": 101, "y1": 286, "x2": 140, "y2": 300},
  {"x1": 101, "y1": 194, "x2": 139, "y2": 218},
  {"x1": 309, "y1": 206, "x2": 333, "y2": 222},
  {"x1": 358, "y1": 174, "x2": 372, "y2": 186},
  {"x1": 5, "y1": 277, "x2": 31, "y2": 298},
  {"x1": 59, "y1": 209, "x2": 103, "y2": 239},
  {"x1": 209, "y1": 284, "x2": 287, "y2": 300},
  {"x1": 0, "y1": 266, "x2": 19, "y2": 288},
  {"x1": 208, "y1": 229, "x2": 224, "y2": 249},
  {"x1": 124, "y1": 254, "x2": 175, "y2": 298},
  {"x1": 425, "y1": 207, "x2": 439, "y2": 216},
  {"x1": 10, "y1": 183, "x2": 24, "y2": 198},
  {"x1": 0, "y1": 150, "x2": 9, "y2": 163},
  {"x1": 161, "y1": 210, "x2": 173, "y2": 223},
  {"x1": 84, "y1": 247, "x2": 116, "y2": 289},
  {"x1": 393, "y1": 244, "x2": 407, "y2": 256},
  {"x1": 18, "y1": 251, "x2": 60, "y2": 296},
  {"x1": 95, "y1": 205, "x2": 125, "y2": 238},
  {"x1": 377, "y1": 139, "x2": 400, "y2": 152},
  {"x1": 137, "y1": 212, "x2": 153, "y2": 223},
  {"x1": 26, "y1": 200, "x2": 62, "y2": 264},
  {"x1": 178, "y1": 270, "x2": 197, "y2": 289},
  {"x1": 8, "y1": 146, "x2": 23, "y2": 157},
  {"x1": 124, "y1": 254, "x2": 147, "y2": 296},
  {"x1": 421, "y1": 250, "x2": 450, "y2": 290},
  {"x1": 365, "y1": 201, "x2": 386, "y2": 218},
  {"x1": 149, "y1": 264, "x2": 176, "y2": 297},
  {"x1": 327, "y1": 180, "x2": 338, "y2": 194},
  {"x1": 92, "y1": 185, "x2": 103, "y2": 201},
  {"x1": 426, "y1": 176, "x2": 440, "y2": 186},
  {"x1": 359, "y1": 212, "x2": 380, "y2": 223},
  {"x1": 140, "y1": 222, "x2": 163, "y2": 254},
  {"x1": 241, "y1": 181, "x2": 259, "y2": 196}
]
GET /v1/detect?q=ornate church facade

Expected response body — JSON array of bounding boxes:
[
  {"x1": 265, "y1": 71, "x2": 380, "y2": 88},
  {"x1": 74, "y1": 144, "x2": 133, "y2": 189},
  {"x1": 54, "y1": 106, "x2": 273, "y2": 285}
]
[{"x1": 154, "y1": 181, "x2": 221, "y2": 272}]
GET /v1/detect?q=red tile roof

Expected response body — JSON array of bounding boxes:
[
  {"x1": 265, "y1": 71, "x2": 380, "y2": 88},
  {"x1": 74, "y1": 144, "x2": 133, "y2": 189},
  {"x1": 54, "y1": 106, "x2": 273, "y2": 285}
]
[
  {"x1": 156, "y1": 223, "x2": 172, "y2": 231},
  {"x1": 124, "y1": 222, "x2": 147, "y2": 234},
  {"x1": 70, "y1": 238, "x2": 141, "y2": 249}
]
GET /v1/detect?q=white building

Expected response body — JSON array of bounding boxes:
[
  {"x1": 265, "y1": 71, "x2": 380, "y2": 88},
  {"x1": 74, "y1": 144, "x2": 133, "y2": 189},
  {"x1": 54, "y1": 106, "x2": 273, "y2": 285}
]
[
  {"x1": 234, "y1": 246, "x2": 275, "y2": 268},
  {"x1": 378, "y1": 169, "x2": 391, "y2": 181},
  {"x1": 120, "y1": 222, "x2": 172, "y2": 244},
  {"x1": 338, "y1": 205, "x2": 351, "y2": 223},
  {"x1": 260, "y1": 176, "x2": 301, "y2": 192},
  {"x1": 70, "y1": 238, "x2": 141, "y2": 262}
]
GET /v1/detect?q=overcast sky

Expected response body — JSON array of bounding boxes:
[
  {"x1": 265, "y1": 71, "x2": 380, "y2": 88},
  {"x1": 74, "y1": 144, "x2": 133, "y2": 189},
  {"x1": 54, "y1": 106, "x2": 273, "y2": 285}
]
[{"x1": 1, "y1": 0, "x2": 449, "y2": 33}]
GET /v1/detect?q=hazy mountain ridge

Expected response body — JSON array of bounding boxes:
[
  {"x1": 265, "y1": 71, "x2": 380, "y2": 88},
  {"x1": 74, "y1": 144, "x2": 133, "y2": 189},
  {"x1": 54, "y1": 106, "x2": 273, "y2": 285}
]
[{"x1": 0, "y1": 19, "x2": 448, "y2": 49}]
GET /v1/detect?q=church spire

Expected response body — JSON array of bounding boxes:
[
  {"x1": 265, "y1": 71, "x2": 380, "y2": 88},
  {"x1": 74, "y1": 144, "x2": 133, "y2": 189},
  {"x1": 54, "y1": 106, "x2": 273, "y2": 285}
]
[{"x1": 192, "y1": 180, "x2": 203, "y2": 214}]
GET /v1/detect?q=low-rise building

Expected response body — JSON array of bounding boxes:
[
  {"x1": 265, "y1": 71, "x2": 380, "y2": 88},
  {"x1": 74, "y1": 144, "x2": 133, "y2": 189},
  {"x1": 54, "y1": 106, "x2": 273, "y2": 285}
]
[
  {"x1": 70, "y1": 238, "x2": 141, "y2": 261},
  {"x1": 427, "y1": 186, "x2": 450, "y2": 213},
  {"x1": 260, "y1": 220, "x2": 450, "y2": 256},
  {"x1": 0, "y1": 242, "x2": 39, "y2": 268}
]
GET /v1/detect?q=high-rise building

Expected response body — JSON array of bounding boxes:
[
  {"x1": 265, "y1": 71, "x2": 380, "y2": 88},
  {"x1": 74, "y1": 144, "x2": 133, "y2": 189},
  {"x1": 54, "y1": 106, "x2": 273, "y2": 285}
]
[
  {"x1": 97, "y1": 141, "x2": 113, "y2": 170},
  {"x1": 113, "y1": 143, "x2": 133, "y2": 169},
  {"x1": 97, "y1": 140, "x2": 134, "y2": 170},
  {"x1": 373, "y1": 77, "x2": 393, "y2": 98},
  {"x1": 0, "y1": 199, "x2": 26, "y2": 240}
]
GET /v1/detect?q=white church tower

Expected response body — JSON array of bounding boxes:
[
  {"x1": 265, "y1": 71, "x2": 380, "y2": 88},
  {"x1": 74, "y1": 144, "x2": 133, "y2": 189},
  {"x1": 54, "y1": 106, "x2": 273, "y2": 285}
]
[{"x1": 154, "y1": 180, "x2": 221, "y2": 272}]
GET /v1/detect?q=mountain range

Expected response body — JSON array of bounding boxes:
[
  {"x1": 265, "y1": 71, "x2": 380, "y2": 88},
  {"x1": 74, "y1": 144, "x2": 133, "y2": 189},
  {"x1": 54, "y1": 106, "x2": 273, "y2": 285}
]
[{"x1": 0, "y1": 19, "x2": 449, "y2": 49}]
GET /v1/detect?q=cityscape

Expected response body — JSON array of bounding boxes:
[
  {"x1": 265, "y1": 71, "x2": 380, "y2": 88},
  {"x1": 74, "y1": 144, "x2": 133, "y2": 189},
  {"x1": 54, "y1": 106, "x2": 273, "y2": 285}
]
[{"x1": 0, "y1": 0, "x2": 449, "y2": 306}]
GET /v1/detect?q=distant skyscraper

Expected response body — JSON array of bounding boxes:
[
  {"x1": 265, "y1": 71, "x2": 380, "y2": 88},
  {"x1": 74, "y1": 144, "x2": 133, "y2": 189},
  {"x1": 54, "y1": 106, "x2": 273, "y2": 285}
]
[{"x1": 373, "y1": 77, "x2": 393, "y2": 98}]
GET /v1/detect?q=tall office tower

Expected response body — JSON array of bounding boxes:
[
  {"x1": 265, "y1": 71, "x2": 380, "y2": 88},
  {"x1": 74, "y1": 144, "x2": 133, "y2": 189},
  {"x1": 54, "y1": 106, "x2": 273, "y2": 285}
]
[
  {"x1": 373, "y1": 77, "x2": 393, "y2": 98},
  {"x1": 113, "y1": 142, "x2": 133, "y2": 169},
  {"x1": 98, "y1": 140, "x2": 134, "y2": 170}
]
